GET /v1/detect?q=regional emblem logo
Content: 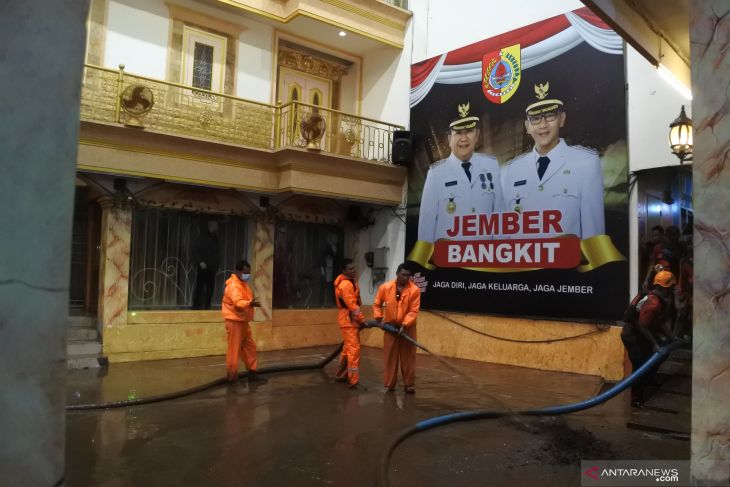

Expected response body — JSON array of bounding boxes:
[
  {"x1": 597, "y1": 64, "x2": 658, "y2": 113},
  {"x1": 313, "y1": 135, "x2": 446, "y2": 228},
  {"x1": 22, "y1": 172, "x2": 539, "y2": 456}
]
[{"x1": 482, "y1": 44, "x2": 521, "y2": 104}]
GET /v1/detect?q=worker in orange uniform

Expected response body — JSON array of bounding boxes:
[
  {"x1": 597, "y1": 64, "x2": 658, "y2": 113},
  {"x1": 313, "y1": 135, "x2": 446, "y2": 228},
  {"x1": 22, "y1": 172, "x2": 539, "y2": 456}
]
[
  {"x1": 222, "y1": 260, "x2": 267, "y2": 384},
  {"x1": 374, "y1": 263, "x2": 421, "y2": 393},
  {"x1": 334, "y1": 258, "x2": 365, "y2": 388}
]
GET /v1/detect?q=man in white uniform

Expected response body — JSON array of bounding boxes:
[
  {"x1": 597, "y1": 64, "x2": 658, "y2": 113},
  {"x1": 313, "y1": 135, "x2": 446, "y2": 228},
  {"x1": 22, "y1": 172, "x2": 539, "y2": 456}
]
[
  {"x1": 417, "y1": 103, "x2": 505, "y2": 243},
  {"x1": 502, "y1": 83, "x2": 605, "y2": 239}
]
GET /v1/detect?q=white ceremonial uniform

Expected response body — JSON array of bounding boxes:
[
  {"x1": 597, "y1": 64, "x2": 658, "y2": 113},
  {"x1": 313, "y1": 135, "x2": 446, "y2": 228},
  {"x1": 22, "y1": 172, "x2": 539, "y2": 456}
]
[
  {"x1": 501, "y1": 139, "x2": 605, "y2": 239},
  {"x1": 418, "y1": 152, "x2": 505, "y2": 242}
]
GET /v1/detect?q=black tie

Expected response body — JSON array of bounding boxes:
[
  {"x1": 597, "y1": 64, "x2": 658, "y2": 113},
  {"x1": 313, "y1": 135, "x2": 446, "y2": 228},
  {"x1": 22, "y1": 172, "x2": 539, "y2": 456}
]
[
  {"x1": 537, "y1": 156, "x2": 550, "y2": 180},
  {"x1": 461, "y1": 161, "x2": 472, "y2": 182}
]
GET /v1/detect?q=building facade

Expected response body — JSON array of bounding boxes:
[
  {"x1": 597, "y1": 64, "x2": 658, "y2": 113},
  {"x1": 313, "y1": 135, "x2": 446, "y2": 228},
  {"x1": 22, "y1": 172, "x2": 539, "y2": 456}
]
[
  {"x1": 75, "y1": 0, "x2": 690, "y2": 381},
  {"x1": 74, "y1": 0, "x2": 411, "y2": 362}
]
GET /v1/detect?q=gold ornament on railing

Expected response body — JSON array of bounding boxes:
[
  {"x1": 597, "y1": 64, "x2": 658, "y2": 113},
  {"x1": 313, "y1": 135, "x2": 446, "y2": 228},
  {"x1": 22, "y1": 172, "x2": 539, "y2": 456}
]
[
  {"x1": 120, "y1": 84, "x2": 154, "y2": 127},
  {"x1": 300, "y1": 112, "x2": 326, "y2": 150},
  {"x1": 344, "y1": 128, "x2": 359, "y2": 146},
  {"x1": 198, "y1": 107, "x2": 214, "y2": 129}
]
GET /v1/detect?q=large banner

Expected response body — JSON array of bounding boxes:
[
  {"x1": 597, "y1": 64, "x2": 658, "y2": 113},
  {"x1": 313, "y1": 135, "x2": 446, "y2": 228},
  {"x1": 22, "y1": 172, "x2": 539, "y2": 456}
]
[{"x1": 406, "y1": 8, "x2": 629, "y2": 321}]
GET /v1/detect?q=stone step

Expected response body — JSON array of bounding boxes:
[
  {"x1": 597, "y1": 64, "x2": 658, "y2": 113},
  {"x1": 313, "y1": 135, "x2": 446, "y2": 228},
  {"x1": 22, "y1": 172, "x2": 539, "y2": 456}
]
[
  {"x1": 657, "y1": 359, "x2": 691, "y2": 377},
  {"x1": 643, "y1": 391, "x2": 691, "y2": 414},
  {"x1": 627, "y1": 408, "x2": 690, "y2": 435},
  {"x1": 68, "y1": 315, "x2": 97, "y2": 328},
  {"x1": 68, "y1": 327, "x2": 99, "y2": 341},
  {"x1": 661, "y1": 375, "x2": 692, "y2": 396},
  {"x1": 67, "y1": 354, "x2": 105, "y2": 370},
  {"x1": 67, "y1": 340, "x2": 102, "y2": 356},
  {"x1": 671, "y1": 348, "x2": 692, "y2": 362}
]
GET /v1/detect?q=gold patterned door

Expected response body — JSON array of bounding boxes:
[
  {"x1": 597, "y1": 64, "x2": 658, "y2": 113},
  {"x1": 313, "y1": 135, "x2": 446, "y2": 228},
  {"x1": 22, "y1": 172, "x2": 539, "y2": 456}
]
[{"x1": 279, "y1": 68, "x2": 332, "y2": 148}]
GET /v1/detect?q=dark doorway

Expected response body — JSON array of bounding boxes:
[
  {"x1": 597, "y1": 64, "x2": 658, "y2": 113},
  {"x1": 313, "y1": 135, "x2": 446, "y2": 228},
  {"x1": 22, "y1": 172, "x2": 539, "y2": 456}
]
[{"x1": 69, "y1": 185, "x2": 101, "y2": 315}]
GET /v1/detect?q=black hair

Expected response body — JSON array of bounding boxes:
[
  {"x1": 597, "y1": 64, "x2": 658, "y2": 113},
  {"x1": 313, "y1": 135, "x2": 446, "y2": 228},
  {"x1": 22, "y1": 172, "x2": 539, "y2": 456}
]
[
  {"x1": 665, "y1": 226, "x2": 680, "y2": 238},
  {"x1": 342, "y1": 258, "x2": 354, "y2": 270},
  {"x1": 396, "y1": 263, "x2": 412, "y2": 275},
  {"x1": 235, "y1": 260, "x2": 251, "y2": 272},
  {"x1": 651, "y1": 225, "x2": 665, "y2": 233}
]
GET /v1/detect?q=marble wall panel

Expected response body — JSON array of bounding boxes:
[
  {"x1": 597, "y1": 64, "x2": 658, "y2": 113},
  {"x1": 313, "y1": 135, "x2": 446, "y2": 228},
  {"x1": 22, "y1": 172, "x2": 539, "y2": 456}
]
[
  {"x1": 85, "y1": 0, "x2": 107, "y2": 66},
  {"x1": 252, "y1": 219, "x2": 274, "y2": 321},
  {"x1": 690, "y1": 1, "x2": 730, "y2": 484},
  {"x1": 98, "y1": 202, "x2": 131, "y2": 332}
]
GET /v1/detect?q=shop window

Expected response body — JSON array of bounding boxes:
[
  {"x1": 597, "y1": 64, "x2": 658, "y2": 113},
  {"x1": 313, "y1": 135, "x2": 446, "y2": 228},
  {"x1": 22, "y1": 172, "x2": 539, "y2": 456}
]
[
  {"x1": 273, "y1": 221, "x2": 344, "y2": 309},
  {"x1": 129, "y1": 209, "x2": 249, "y2": 310}
]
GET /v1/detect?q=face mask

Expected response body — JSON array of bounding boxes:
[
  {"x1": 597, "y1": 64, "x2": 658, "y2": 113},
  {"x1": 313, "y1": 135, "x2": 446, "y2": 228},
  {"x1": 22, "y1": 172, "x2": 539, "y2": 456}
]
[{"x1": 239, "y1": 273, "x2": 250, "y2": 282}]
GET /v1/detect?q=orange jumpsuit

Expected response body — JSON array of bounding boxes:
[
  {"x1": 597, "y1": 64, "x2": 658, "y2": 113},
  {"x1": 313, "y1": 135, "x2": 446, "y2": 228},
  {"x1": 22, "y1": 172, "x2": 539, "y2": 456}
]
[
  {"x1": 221, "y1": 274, "x2": 258, "y2": 381},
  {"x1": 334, "y1": 274, "x2": 365, "y2": 386},
  {"x1": 373, "y1": 280, "x2": 421, "y2": 389}
]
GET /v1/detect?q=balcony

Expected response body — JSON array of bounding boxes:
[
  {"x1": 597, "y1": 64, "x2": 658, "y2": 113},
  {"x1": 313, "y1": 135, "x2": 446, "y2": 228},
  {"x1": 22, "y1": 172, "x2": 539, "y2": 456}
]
[
  {"x1": 80, "y1": 63, "x2": 401, "y2": 162},
  {"x1": 77, "y1": 64, "x2": 406, "y2": 205}
]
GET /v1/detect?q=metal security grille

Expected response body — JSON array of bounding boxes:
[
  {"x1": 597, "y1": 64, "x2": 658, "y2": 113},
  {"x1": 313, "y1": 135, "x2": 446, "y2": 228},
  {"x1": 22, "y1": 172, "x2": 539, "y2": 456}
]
[
  {"x1": 129, "y1": 209, "x2": 249, "y2": 310},
  {"x1": 273, "y1": 221, "x2": 344, "y2": 309},
  {"x1": 69, "y1": 188, "x2": 89, "y2": 309},
  {"x1": 192, "y1": 42, "x2": 214, "y2": 90}
]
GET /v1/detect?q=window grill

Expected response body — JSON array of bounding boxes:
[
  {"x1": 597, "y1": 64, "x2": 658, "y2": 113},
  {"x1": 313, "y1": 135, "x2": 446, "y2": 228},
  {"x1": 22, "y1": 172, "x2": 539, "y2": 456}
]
[{"x1": 129, "y1": 208, "x2": 249, "y2": 310}]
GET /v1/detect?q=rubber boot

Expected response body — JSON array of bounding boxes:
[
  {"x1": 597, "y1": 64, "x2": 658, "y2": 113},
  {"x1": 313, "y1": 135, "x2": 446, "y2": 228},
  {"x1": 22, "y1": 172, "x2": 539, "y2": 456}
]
[{"x1": 248, "y1": 371, "x2": 268, "y2": 384}]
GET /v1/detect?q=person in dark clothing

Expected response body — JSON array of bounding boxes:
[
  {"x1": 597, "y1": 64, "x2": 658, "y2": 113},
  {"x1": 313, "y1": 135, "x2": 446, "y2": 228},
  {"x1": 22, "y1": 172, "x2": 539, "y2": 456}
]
[
  {"x1": 321, "y1": 232, "x2": 340, "y2": 307},
  {"x1": 675, "y1": 240, "x2": 693, "y2": 338},
  {"x1": 621, "y1": 270, "x2": 677, "y2": 406},
  {"x1": 639, "y1": 225, "x2": 663, "y2": 288},
  {"x1": 643, "y1": 225, "x2": 685, "y2": 291},
  {"x1": 192, "y1": 219, "x2": 220, "y2": 309}
]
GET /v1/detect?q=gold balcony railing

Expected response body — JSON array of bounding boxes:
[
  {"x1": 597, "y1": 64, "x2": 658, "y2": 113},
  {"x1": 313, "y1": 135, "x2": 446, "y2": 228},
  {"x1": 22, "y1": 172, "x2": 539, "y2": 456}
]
[
  {"x1": 80, "y1": 64, "x2": 404, "y2": 163},
  {"x1": 278, "y1": 101, "x2": 401, "y2": 162}
]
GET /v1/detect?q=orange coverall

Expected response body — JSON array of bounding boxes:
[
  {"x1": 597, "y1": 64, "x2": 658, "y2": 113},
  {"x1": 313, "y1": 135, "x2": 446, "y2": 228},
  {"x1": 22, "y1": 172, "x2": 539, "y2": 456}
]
[
  {"x1": 221, "y1": 274, "x2": 258, "y2": 381},
  {"x1": 334, "y1": 274, "x2": 365, "y2": 386},
  {"x1": 373, "y1": 280, "x2": 421, "y2": 389}
]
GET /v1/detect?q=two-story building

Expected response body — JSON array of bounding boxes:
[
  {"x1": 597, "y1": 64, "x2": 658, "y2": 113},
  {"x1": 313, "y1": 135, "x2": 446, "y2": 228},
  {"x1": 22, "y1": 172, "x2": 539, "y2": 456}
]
[
  {"x1": 71, "y1": 0, "x2": 412, "y2": 364},
  {"x1": 73, "y1": 0, "x2": 676, "y2": 385}
]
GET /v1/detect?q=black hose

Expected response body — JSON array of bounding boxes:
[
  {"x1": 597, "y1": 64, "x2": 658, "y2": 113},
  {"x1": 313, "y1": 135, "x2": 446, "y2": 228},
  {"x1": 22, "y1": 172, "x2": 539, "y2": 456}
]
[
  {"x1": 376, "y1": 340, "x2": 685, "y2": 487},
  {"x1": 67, "y1": 343, "x2": 343, "y2": 411},
  {"x1": 428, "y1": 310, "x2": 609, "y2": 344}
]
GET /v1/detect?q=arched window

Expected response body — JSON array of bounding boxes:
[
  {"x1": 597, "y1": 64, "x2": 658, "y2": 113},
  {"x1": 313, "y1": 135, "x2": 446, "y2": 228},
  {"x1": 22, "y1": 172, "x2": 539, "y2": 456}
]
[
  {"x1": 310, "y1": 89, "x2": 323, "y2": 107},
  {"x1": 289, "y1": 84, "x2": 301, "y2": 103}
]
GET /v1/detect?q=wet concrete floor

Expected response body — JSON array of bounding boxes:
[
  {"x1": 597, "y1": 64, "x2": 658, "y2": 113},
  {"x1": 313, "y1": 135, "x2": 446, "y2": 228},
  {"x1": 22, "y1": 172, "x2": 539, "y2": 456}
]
[{"x1": 66, "y1": 346, "x2": 689, "y2": 486}]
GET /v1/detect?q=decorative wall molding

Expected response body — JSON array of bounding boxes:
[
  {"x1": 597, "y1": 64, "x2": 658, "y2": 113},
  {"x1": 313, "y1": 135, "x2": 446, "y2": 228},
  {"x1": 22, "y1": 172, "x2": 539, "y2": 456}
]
[
  {"x1": 277, "y1": 49, "x2": 349, "y2": 81},
  {"x1": 165, "y1": 3, "x2": 247, "y2": 38}
]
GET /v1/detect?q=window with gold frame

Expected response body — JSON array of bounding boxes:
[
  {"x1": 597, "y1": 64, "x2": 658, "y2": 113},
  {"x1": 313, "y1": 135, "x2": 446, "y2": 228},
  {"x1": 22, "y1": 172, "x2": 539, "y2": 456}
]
[{"x1": 182, "y1": 26, "x2": 227, "y2": 104}]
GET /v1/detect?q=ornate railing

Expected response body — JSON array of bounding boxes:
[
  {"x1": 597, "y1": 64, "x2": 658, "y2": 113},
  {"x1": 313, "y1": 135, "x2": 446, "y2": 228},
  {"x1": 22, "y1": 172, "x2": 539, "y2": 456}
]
[
  {"x1": 80, "y1": 64, "x2": 403, "y2": 162},
  {"x1": 278, "y1": 101, "x2": 400, "y2": 163},
  {"x1": 80, "y1": 64, "x2": 275, "y2": 149}
]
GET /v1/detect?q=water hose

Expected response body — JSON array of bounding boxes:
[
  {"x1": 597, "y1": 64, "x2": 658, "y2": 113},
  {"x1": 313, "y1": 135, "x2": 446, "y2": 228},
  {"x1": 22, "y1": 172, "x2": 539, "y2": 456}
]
[
  {"x1": 67, "y1": 343, "x2": 343, "y2": 411},
  {"x1": 362, "y1": 320, "x2": 475, "y2": 379},
  {"x1": 362, "y1": 320, "x2": 432, "y2": 353},
  {"x1": 376, "y1": 340, "x2": 686, "y2": 487}
]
